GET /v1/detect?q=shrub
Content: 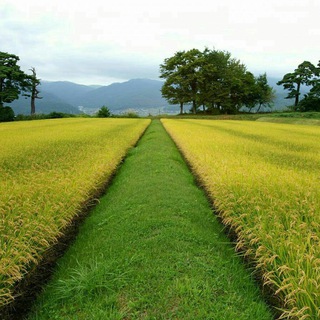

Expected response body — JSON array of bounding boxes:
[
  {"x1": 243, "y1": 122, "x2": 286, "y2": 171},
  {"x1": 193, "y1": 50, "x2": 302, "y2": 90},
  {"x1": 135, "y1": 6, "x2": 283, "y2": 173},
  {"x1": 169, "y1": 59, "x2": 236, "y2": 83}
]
[
  {"x1": 121, "y1": 110, "x2": 139, "y2": 118},
  {"x1": 298, "y1": 96, "x2": 320, "y2": 112},
  {"x1": 47, "y1": 111, "x2": 65, "y2": 119},
  {"x1": 97, "y1": 106, "x2": 111, "y2": 118},
  {"x1": 0, "y1": 106, "x2": 15, "y2": 122}
]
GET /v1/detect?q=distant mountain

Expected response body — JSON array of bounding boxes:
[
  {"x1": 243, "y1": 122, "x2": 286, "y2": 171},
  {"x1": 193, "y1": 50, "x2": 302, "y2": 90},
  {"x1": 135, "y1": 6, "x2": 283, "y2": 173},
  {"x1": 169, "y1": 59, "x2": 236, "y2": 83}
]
[
  {"x1": 9, "y1": 78, "x2": 176, "y2": 116},
  {"x1": 77, "y1": 79, "x2": 170, "y2": 110},
  {"x1": 40, "y1": 81, "x2": 96, "y2": 106},
  {"x1": 8, "y1": 77, "x2": 311, "y2": 116},
  {"x1": 9, "y1": 90, "x2": 81, "y2": 115}
]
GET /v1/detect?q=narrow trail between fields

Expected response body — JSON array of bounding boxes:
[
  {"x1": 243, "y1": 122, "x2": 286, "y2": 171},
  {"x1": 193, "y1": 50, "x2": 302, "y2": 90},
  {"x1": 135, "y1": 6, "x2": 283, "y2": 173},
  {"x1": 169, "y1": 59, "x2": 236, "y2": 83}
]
[{"x1": 27, "y1": 120, "x2": 273, "y2": 319}]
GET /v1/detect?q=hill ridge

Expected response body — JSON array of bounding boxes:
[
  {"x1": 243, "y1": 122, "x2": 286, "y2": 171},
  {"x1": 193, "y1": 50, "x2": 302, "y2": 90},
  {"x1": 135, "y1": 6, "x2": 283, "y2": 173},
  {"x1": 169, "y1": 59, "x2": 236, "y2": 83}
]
[{"x1": 9, "y1": 77, "x2": 306, "y2": 115}]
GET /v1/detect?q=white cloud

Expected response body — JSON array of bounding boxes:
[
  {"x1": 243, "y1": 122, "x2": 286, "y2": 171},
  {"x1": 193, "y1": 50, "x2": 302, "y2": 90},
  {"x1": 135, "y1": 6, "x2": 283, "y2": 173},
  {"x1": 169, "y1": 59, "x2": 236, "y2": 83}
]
[{"x1": 1, "y1": 0, "x2": 320, "y2": 85}]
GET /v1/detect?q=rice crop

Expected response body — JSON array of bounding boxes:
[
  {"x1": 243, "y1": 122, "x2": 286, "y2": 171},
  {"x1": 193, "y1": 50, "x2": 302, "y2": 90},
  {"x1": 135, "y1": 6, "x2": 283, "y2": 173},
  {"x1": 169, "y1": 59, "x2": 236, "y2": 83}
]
[
  {"x1": 26, "y1": 120, "x2": 273, "y2": 320},
  {"x1": 0, "y1": 118, "x2": 150, "y2": 307},
  {"x1": 161, "y1": 119, "x2": 320, "y2": 320}
]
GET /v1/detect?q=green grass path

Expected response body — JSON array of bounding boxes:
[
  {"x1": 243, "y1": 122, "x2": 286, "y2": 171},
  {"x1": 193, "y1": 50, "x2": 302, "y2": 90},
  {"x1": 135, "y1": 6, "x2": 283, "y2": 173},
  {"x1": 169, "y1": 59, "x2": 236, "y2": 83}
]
[{"x1": 28, "y1": 120, "x2": 273, "y2": 319}]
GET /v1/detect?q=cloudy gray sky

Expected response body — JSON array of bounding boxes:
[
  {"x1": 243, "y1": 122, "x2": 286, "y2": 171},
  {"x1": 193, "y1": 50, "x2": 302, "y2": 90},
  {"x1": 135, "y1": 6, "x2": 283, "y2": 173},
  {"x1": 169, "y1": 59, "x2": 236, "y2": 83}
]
[{"x1": 1, "y1": 0, "x2": 320, "y2": 85}]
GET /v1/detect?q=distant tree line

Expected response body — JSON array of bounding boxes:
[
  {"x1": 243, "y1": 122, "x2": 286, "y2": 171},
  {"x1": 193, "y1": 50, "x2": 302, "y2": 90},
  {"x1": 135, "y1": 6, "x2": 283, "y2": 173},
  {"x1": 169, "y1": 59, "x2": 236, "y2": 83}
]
[
  {"x1": 160, "y1": 48, "x2": 275, "y2": 114},
  {"x1": 0, "y1": 51, "x2": 41, "y2": 121},
  {"x1": 2, "y1": 49, "x2": 320, "y2": 121},
  {"x1": 277, "y1": 61, "x2": 320, "y2": 112}
]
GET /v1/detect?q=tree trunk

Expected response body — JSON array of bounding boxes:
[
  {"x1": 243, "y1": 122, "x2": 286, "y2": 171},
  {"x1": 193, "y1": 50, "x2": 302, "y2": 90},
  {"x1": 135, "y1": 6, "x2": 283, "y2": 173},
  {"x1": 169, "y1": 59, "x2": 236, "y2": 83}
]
[
  {"x1": 31, "y1": 97, "x2": 35, "y2": 115},
  {"x1": 295, "y1": 82, "x2": 301, "y2": 107},
  {"x1": 179, "y1": 102, "x2": 183, "y2": 115},
  {"x1": 0, "y1": 78, "x2": 3, "y2": 108},
  {"x1": 31, "y1": 86, "x2": 36, "y2": 115},
  {"x1": 256, "y1": 103, "x2": 262, "y2": 113},
  {"x1": 192, "y1": 100, "x2": 196, "y2": 114}
]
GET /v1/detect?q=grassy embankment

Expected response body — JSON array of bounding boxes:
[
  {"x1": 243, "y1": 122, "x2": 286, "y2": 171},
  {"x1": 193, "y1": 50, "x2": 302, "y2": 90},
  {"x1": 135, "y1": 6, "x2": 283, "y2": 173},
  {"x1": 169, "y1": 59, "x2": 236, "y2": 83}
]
[
  {"x1": 158, "y1": 111, "x2": 320, "y2": 126},
  {"x1": 27, "y1": 120, "x2": 273, "y2": 319},
  {"x1": 0, "y1": 118, "x2": 150, "y2": 310},
  {"x1": 162, "y1": 119, "x2": 320, "y2": 319}
]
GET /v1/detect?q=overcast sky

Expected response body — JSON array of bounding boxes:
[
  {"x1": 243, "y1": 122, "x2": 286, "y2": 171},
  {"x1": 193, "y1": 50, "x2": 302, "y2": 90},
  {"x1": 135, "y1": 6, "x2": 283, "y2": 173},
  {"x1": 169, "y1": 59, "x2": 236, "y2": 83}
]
[{"x1": 1, "y1": 0, "x2": 320, "y2": 85}]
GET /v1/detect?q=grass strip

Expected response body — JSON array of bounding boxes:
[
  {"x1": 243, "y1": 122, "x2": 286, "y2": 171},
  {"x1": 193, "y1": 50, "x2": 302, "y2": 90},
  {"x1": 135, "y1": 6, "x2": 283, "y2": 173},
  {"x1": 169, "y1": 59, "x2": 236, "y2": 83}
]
[
  {"x1": 27, "y1": 120, "x2": 273, "y2": 320},
  {"x1": 256, "y1": 116, "x2": 320, "y2": 125}
]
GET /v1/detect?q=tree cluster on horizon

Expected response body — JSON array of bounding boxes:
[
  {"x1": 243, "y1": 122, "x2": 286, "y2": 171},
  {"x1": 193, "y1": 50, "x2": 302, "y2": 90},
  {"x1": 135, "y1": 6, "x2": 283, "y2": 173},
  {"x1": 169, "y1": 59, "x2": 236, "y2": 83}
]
[
  {"x1": 159, "y1": 48, "x2": 275, "y2": 114},
  {"x1": 2, "y1": 49, "x2": 320, "y2": 122}
]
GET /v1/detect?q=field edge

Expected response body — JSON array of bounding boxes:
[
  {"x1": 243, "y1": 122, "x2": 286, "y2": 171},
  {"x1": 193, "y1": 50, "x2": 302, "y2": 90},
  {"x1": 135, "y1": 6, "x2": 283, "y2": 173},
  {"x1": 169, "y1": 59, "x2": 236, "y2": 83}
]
[{"x1": 0, "y1": 119, "x2": 151, "y2": 320}]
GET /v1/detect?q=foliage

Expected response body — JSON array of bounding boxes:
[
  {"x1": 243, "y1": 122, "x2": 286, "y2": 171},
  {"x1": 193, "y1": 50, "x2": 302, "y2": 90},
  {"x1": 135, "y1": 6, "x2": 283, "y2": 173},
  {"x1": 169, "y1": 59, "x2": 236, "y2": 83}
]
[
  {"x1": 271, "y1": 111, "x2": 320, "y2": 119},
  {"x1": 277, "y1": 61, "x2": 320, "y2": 108},
  {"x1": 249, "y1": 73, "x2": 275, "y2": 112},
  {"x1": 47, "y1": 111, "x2": 68, "y2": 118},
  {"x1": 160, "y1": 48, "x2": 274, "y2": 114},
  {"x1": 114, "y1": 109, "x2": 140, "y2": 118},
  {"x1": 160, "y1": 49, "x2": 202, "y2": 114},
  {"x1": 161, "y1": 78, "x2": 189, "y2": 115},
  {"x1": 298, "y1": 72, "x2": 320, "y2": 111},
  {"x1": 0, "y1": 106, "x2": 15, "y2": 122},
  {"x1": 299, "y1": 95, "x2": 320, "y2": 112},
  {"x1": 162, "y1": 119, "x2": 320, "y2": 320},
  {"x1": 0, "y1": 52, "x2": 29, "y2": 108},
  {"x1": 122, "y1": 110, "x2": 139, "y2": 118},
  {"x1": 0, "y1": 118, "x2": 150, "y2": 308},
  {"x1": 96, "y1": 106, "x2": 111, "y2": 118}
]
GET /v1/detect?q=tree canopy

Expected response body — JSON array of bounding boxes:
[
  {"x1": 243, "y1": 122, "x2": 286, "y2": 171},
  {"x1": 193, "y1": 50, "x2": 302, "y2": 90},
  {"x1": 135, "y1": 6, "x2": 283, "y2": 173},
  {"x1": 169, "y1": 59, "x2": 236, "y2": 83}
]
[
  {"x1": 277, "y1": 61, "x2": 320, "y2": 111},
  {"x1": 160, "y1": 48, "x2": 274, "y2": 114},
  {"x1": 0, "y1": 52, "x2": 28, "y2": 108},
  {"x1": 0, "y1": 51, "x2": 41, "y2": 118}
]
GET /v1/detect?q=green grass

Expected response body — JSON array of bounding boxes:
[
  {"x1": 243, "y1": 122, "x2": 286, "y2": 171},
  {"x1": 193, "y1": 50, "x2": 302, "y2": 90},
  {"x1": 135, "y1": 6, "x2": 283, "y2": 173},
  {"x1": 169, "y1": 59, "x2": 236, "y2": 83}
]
[
  {"x1": 152, "y1": 113, "x2": 263, "y2": 121},
  {"x1": 27, "y1": 120, "x2": 273, "y2": 320},
  {"x1": 256, "y1": 116, "x2": 320, "y2": 125},
  {"x1": 264, "y1": 111, "x2": 320, "y2": 119},
  {"x1": 155, "y1": 111, "x2": 320, "y2": 124}
]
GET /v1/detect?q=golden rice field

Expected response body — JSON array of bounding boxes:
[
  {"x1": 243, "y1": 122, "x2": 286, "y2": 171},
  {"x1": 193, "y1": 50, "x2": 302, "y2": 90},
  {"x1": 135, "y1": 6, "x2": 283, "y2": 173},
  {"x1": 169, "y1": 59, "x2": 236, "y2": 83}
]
[
  {"x1": 161, "y1": 119, "x2": 320, "y2": 320},
  {"x1": 0, "y1": 118, "x2": 150, "y2": 307}
]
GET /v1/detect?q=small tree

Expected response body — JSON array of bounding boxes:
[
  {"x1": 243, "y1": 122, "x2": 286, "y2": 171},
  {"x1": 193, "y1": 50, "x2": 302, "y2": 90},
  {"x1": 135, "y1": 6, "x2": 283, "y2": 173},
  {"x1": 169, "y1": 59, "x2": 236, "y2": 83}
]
[
  {"x1": 97, "y1": 106, "x2": 111, "y2": 117},
  {"x1": 23, "y1": 67, "x2": 42, "y2": 115},
  {"x1": 255, "y1": 73, "x2": 275, "y2": 112}
]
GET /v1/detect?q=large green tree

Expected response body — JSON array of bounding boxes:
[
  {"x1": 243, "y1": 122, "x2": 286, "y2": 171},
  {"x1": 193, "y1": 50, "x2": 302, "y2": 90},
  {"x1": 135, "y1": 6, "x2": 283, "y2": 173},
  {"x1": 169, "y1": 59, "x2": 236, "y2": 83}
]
[
  {"x1": 197, "y1": 49, "x2": 232, "y2": 112},
  {"x1": 160, "y1": 48, "x2": 268, "y2": 114},
  {"x1": 0, "y1": 52, "x2": 28, "y2": 108},
  {"x1": 298, "y1": 61, "x2": 320, "y2": 111},
  {"x1": 160, "y1": 49, "x2": 202, "y2": 114},
  {"x1": 227, "y1": 62, "x2": 255, "y2": 112},
  {"x1": 277, "y1": 61, "x2": 317, "y2": 108}
]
